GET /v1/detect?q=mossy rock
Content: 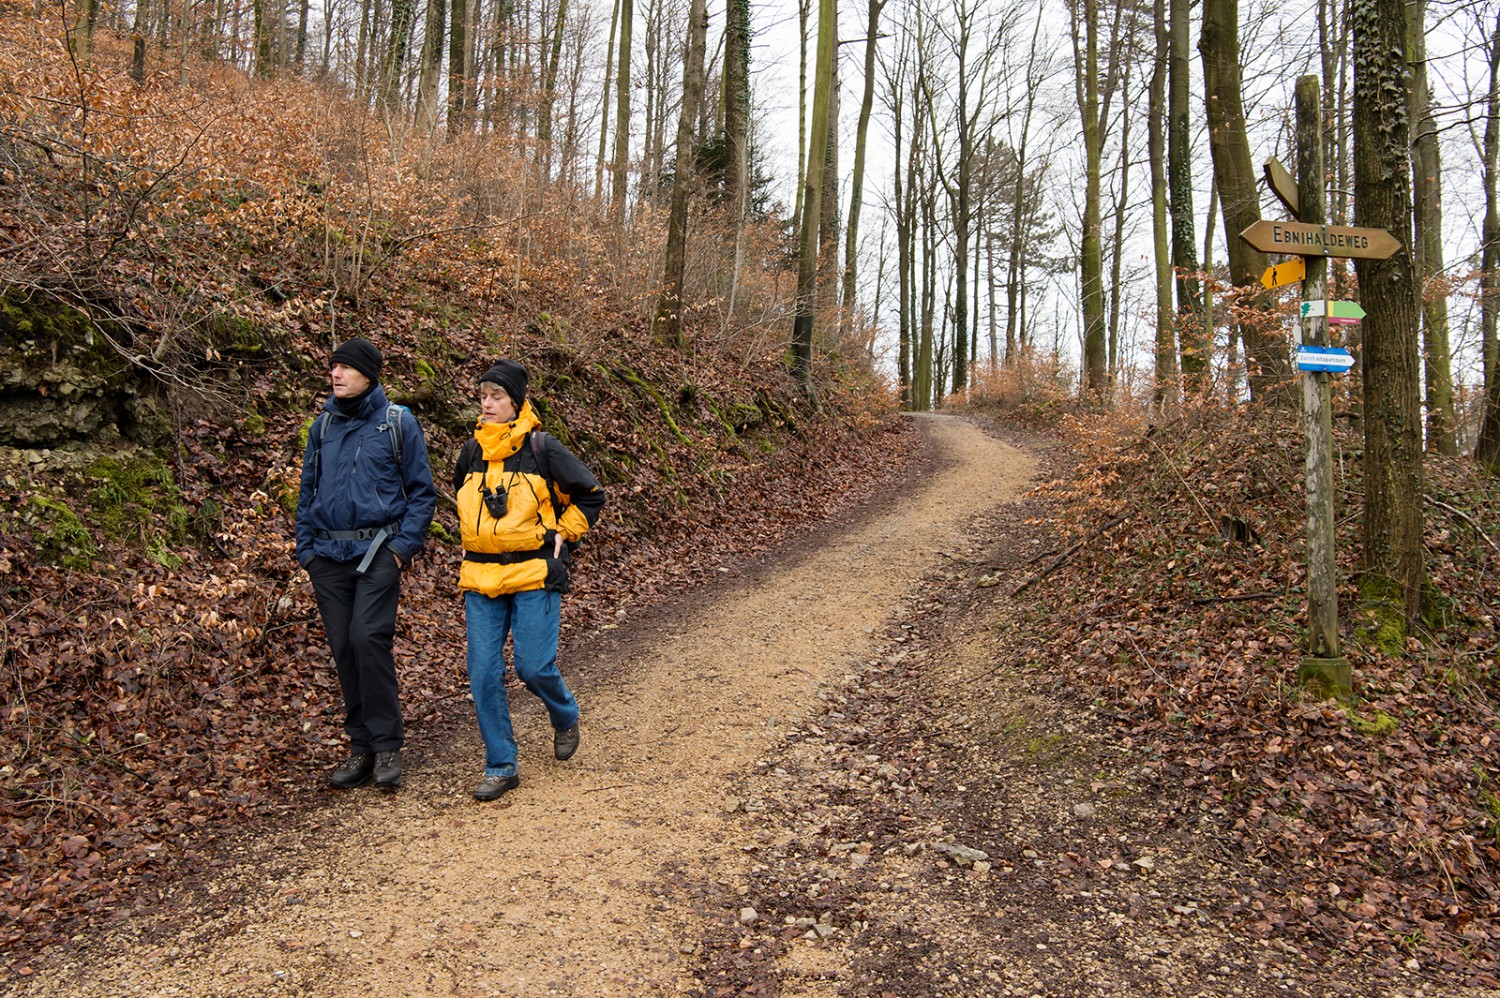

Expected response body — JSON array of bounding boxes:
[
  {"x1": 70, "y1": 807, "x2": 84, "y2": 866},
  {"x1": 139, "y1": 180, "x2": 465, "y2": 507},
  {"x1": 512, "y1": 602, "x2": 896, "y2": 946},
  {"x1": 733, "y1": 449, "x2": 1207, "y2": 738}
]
[
  {"x1": 84, "y1": 452, "x2": 189, "y2": 558},
  {"x1": 1355, "y1": 574, "x2": 1408, "y2": 654},
  {"x1": 1345, "y1": 706, "x2": 1400, "y2": 737},
  {"x1": 20, "y1": 494, "x2": 98, "y2": 569}
]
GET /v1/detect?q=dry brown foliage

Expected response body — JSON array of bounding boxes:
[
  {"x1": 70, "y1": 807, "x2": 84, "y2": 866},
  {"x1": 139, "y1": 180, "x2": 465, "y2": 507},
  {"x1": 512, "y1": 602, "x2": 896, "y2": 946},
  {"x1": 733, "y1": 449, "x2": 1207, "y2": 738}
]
[{"x1": 997, "y1": 398, "x2": 1500, "y2": 983}]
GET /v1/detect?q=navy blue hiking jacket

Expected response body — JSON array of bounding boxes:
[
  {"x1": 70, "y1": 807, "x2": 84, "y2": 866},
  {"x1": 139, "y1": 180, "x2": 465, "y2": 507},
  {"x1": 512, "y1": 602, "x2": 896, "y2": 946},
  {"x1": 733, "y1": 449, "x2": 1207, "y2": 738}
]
[{"x1": 294, "y1": 384, "x2": 438, "y2": 568}]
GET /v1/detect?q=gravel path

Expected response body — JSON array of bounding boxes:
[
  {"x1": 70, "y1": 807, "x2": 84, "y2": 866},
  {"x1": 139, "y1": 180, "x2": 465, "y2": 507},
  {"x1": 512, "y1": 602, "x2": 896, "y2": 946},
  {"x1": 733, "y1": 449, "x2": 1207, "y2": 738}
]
[
  {"x1": 28, "y1": 414, "x2": 1476, "y2": 998},
  {"x1": 23, "y1": 414, "x2": 1032, "y2": 997}
]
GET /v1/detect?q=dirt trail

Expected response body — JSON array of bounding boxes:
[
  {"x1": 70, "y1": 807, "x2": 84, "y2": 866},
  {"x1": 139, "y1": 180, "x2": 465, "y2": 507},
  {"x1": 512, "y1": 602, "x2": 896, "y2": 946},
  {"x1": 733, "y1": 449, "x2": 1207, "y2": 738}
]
[{"x1": 27, "y1": 413, "x2": 1034, "y2": 998}]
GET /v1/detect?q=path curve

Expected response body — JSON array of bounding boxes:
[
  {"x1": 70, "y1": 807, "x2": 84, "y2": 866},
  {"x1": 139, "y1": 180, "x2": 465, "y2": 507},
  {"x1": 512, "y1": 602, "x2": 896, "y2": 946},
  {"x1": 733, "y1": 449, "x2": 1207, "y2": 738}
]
[{"x1": 31, "y1": 413, "x2": 1036, "y2": 997}]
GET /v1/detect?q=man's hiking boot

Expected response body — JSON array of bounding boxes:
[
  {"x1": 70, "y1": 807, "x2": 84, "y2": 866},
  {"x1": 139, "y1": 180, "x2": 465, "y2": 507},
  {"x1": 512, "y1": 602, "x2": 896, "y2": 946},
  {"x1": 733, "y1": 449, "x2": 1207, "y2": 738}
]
[
  {"x1": 473, "y1": 774, "x2": 519, "y2": 801},
  {"x1": 328, "y1": 753, "x2": 374, "y2": 789},
  {"x1": 373, "y1": 750, "x2": 402, "y2": 790},
  {"x1": 554, "y1": 722, "x2": 580, "y2": 761}
]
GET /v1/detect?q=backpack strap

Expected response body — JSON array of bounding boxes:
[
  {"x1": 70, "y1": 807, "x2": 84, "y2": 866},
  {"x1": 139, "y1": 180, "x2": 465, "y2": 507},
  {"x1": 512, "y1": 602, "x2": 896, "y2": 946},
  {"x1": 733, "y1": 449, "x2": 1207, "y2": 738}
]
[
  {"x1": 529, "y1": 430, "x2": 563, "y2": 515},
  {"x1": 383, "y1": 404, "x2": 408, "y2": 499}
]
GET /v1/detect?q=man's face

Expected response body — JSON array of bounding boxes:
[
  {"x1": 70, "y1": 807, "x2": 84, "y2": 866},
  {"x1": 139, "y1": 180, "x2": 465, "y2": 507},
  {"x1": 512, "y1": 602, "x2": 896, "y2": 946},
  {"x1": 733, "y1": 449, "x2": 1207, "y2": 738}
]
[
  {"x1": 331, "y1": 363, "x2": 371, "y2": 399},
  {"x1": 479, "y1": 382, "x2": 518, "y2": 424}
]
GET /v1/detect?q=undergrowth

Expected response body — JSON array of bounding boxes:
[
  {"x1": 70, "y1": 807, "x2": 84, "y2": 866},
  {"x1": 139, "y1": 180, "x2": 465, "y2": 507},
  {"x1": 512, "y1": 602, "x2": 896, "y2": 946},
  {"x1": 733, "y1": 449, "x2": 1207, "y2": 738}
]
[{"x1": 995, "y1": 397, "x2": 1500, "y2": 981}]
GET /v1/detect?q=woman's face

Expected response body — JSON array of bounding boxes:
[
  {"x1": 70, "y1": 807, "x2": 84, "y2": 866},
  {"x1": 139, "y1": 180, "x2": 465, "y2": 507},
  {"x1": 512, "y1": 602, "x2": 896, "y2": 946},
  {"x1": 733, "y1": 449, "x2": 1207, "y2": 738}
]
[{"x1": 479, "y1": 382, "x2": 518, "y2": 424}]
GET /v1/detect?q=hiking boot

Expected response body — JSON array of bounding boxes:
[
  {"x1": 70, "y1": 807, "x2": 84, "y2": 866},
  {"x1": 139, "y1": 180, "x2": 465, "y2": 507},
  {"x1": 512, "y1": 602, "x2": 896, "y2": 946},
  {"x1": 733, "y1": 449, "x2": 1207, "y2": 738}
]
[
  {"x1": 373, "y1": 750, "x2": 402, "y2": 790},
  {"x1": 473, "y1": 774, "x2": 519, "y2": 801},
  {"x1": 328, "y1": 753, "x2": 374, "y2": 789},
  {"x1": 554, "y1": 722, "x2": 580, "y2": 761}
]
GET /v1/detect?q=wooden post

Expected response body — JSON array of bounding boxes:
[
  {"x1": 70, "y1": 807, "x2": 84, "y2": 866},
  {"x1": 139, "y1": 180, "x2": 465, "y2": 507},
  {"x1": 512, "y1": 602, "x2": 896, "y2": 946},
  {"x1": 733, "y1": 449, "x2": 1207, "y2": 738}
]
[{"x1": 1294, "y1": 74, "x2": 1350, "y2": 696}]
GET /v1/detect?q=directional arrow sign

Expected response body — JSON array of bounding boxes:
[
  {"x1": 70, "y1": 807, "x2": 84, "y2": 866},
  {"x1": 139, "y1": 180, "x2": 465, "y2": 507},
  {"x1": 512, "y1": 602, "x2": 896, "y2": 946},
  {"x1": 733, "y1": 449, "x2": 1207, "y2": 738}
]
[
  {"x1": 1261, "y1": 258, "x2": 1306, "y2": 289},
  {"x1": 1240, "y1": 220, "x2": 1401, "y2": 260},
  {"x1": 1300, "y1": 300, "x2": 1366, "y2": 320},
  {"x1": 1296, "y1": 346, "x2": 1356, "y2": 373},
  {"x1": 1264, "y1": 158, "x2": 1300, "y2": 219}
]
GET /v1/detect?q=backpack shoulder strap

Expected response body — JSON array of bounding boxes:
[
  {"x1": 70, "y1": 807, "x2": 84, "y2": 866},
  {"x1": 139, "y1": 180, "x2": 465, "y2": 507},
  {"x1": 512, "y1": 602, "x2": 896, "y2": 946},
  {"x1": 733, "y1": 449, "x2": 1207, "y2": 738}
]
[
  {"x1": 384, "y1": 404, "x2": 409, "y2": 498},
  {"x1": 529, "y1": 430, "x2": 562, "y2": 512},
  {"x1": 385, "y1": 404, "x2": 408, "y2": 463},
  {"x1": 309, "y1": 411, "x2": 331, "y2": 489}
]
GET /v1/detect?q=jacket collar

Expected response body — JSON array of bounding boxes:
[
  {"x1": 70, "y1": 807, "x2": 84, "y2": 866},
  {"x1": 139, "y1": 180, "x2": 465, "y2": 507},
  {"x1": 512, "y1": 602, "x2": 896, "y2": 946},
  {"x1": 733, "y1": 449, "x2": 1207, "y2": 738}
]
[{"x1": 474, "y1": 401, "x2": 540, "y2": 460}]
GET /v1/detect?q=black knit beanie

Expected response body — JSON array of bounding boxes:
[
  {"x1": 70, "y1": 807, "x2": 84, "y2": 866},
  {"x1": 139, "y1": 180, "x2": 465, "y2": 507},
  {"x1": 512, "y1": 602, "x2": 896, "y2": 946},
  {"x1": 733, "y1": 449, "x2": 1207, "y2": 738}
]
[
  {"x1": 330, "y1": 338, "x2": 382, "y2": 382},
  {"x1": 479, "y1": 359, "x2": 528, "y2": 407}
]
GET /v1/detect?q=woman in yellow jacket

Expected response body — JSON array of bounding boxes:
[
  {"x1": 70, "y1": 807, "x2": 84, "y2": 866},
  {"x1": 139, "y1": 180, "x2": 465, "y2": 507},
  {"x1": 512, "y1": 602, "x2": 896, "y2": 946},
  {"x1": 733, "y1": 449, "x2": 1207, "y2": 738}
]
[{"x1": 452, "y1": 360, "x2": 607, "y2": 801}]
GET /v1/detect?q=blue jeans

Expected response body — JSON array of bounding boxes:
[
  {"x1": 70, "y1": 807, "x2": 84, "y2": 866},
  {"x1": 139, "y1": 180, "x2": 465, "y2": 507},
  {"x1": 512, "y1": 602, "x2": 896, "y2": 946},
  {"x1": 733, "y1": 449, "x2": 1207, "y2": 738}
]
[{"x1": 465, "y1": 588, "x2": 579, "y2": 777}]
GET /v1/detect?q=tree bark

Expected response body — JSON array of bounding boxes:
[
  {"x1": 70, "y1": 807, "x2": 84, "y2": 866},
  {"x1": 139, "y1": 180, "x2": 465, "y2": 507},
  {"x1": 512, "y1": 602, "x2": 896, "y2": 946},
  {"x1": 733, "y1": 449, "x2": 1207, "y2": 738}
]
[
  {"x1": 378, "y1": 0, "x2": 418, "y2": 114},
  {"x1": 1075, "y1": 0, "x2": 1107, "y2": 398},
  {"x1": 1149, "y1": 0, "x2": 1176, "y2": 406},
  {"x1": 536, "y1": 0, "x2": 571, "y2": 163},
  {"x1": 1352, "y1": 0, "x2": 1425, "y2": 628},
  {"x1": 1201, "y1": 0, "x2": 1287, "y2": 401},
  {"x1": 1407, "y1": 1, "x2": 1455, "y2": 455},
  {"x1": 414, "y1": 0, "x2": 445, "y2": 133},
  {"x1": 611, "y1": 0, "x2": 634, "y2": 220},
  {"x1": 841, "y1": 0, "x2": 887, "y2": 342},
  {"x1": 1474, "y1": 12, "x2": 1500, "y2": 468},
  {"x1": 653, "y1": 0, "x2": 708, "y2": 349},
  {"x1": 1168, "y1": 0, "x2": 1201, "y2": 391},
  {"x1": 791, "y1": 0, "x2": 836, "y2": 399}
]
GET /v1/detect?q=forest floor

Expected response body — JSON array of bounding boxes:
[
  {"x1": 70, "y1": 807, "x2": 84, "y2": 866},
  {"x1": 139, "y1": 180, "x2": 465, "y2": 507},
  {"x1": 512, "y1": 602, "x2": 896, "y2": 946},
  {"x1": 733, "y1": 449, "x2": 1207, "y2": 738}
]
[{"x1": 12, "y1": 414, "x2": 1482, "y2": 997}]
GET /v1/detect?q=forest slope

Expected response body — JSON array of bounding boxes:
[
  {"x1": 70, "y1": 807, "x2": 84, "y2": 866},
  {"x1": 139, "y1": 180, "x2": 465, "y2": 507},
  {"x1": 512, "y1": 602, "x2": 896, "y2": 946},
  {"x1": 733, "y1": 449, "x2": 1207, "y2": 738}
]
[{"x1": 0, "y1": 18, "x2": 902, "y2": 969}]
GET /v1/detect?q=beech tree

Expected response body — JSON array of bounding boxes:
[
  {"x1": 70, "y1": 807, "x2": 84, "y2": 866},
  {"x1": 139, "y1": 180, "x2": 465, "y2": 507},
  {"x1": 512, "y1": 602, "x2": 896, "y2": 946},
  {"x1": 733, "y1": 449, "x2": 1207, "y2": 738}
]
[
  {"x1": 1352, "y1": 0, "x2": 1425, "y2": 629},
  {"x1": 653, "y1": 0, "x2": 708, "y2": 349},
  {"x1": 791, "y1": 0, "x2": 836, "y2": 395},
  {"x1": 1200, "y1": 0, "x2": 1286, "y2": 401}
]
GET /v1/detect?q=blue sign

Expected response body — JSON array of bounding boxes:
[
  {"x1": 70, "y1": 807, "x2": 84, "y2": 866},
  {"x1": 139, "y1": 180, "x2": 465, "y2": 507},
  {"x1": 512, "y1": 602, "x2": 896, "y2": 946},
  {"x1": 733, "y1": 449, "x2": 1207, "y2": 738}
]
[{"x1": 1296, "y1": 345, "x2": 1356, "y2": 373}]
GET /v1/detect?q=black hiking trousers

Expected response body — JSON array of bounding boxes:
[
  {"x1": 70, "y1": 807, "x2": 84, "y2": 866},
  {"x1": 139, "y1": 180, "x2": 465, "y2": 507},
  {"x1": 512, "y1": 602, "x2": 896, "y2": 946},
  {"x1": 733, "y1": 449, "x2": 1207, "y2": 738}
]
[{"x1": 306, "y1": 551, "x2": 405, "y2": 754}]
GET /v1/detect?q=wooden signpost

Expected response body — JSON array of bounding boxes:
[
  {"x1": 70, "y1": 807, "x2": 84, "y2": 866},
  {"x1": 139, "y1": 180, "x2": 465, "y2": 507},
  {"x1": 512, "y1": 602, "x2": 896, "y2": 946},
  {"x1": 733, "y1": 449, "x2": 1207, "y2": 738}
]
[
  {"x1": 1239, "y1": 77, "x2": 1398, "y2": 698},
  {"x1": 1264, "y1": 157, "x2": 1300, "y2": 219},
  {"x1": 1239, "y1": 219, "x2": 1401, "y2": 261}
]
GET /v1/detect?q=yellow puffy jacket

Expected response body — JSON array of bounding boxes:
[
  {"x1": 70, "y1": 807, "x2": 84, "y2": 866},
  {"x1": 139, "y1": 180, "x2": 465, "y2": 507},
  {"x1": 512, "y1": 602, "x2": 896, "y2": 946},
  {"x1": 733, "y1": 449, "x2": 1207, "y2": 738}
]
[{"x1": 452, "y1": 403, "x2": 606, "y2": 597}]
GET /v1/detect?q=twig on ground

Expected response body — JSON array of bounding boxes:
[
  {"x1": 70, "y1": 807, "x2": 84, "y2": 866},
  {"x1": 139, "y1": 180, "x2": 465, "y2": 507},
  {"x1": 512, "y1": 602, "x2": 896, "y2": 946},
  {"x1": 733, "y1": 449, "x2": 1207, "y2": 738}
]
[
  {"x1": 1190, "y1": 591, "x2": 1282, "y2": 605},
  {"x1": 1009, "y1": 514, "x2": 1130, "y2": 596}
]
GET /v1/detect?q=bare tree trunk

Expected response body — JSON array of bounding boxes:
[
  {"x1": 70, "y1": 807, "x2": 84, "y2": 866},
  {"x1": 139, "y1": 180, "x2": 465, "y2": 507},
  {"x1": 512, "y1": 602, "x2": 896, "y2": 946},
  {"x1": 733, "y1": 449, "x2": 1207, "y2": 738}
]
[
  {"x1": 612, "y1": 0, "x2": 634, "y2": 220},
  {"x1": 817, "y1": 30, "x2": 840, "y2": 320},
  {"x1": 790, "y1": 0, "x2": 836, "y2": 399},
  {"x1": 1407, "y1": 0, "x2": 1455, "y2": 455},
  {"x1": 131, "y1": 0, "x2": 149, "y2": 81},
  {"x1": 1106, "y1": 52, "x2": 1135, "y2": 387},
  {"x1": 1478, "y1": 13, "x2": 1500, "y2": 469},
  {"x1": 1169, "y1": 0, "x2": 1204, "y2": 353},
  {"x1": 1074, "y1": 0, "x2": 1107, "y2": 398},
  {"x1": 414, "y1": 0, "x2": 446, "y2": 133},
  {"x1": 378, "y1": 0, "x2": 418, "y2": 114},
  {"x1": 841, "y1": 0, "x2": 888, "y2": 340},
  {"x1": 1005, "y1": 8, "x2": 1045, "y2": 370},
  {"x1": 1150, "y1": 0, "x2": 1177, "y2": 406},
  {"x1": 447, "y1": 0, "x2": 469, "y2": 133},
  {"x1": 595, "y1": 0, "x2": 619, "y2": 197},
  {"x1": 1352, "y1": 0, "x2": 1425, "y2": 628},
  {"x1": 653, "y1": 0, "x2": 708, "y2": 349},
  {"x1": 536, "y1": 0, "x2": 570, "y2": 169},
  {"x1": 723, "y1": 0, "x2": 750, "y2": 216},
  {"x1": 1201, "y1": 0, "x2": 1285, "y2": 401}
]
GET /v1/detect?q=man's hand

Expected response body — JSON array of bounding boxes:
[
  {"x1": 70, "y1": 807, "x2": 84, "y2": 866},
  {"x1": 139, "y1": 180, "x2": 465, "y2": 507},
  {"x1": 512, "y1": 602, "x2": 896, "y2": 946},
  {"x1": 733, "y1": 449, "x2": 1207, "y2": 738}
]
[{"x1": 392, "y1": 550, "x2": 405, "y2": 569}]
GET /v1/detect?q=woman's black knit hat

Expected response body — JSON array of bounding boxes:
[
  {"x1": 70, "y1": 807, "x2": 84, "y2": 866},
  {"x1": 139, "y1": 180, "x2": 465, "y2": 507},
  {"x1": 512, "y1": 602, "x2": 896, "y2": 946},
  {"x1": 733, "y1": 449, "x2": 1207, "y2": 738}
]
[{"x1": 480, "y1": 359, "x2": 528, "y2": 406}]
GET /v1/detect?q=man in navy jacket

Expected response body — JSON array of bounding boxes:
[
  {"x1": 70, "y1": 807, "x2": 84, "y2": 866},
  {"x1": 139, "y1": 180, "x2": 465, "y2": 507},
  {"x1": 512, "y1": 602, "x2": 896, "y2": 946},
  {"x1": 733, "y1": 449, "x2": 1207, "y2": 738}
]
[{"x1": 295, "y1": 338, "x2": 437, "y2": 790}]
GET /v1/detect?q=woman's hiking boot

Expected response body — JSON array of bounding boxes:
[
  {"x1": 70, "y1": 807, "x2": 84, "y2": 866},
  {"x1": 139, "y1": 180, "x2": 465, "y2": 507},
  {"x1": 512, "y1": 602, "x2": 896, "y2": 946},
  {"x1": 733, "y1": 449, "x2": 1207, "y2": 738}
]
[
  {"x1": 473, "y1": 774, "x2": 519, "y2": 801},
  {"x1": 554, "y1": 723, "x2": 580, "y2": 761}
]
